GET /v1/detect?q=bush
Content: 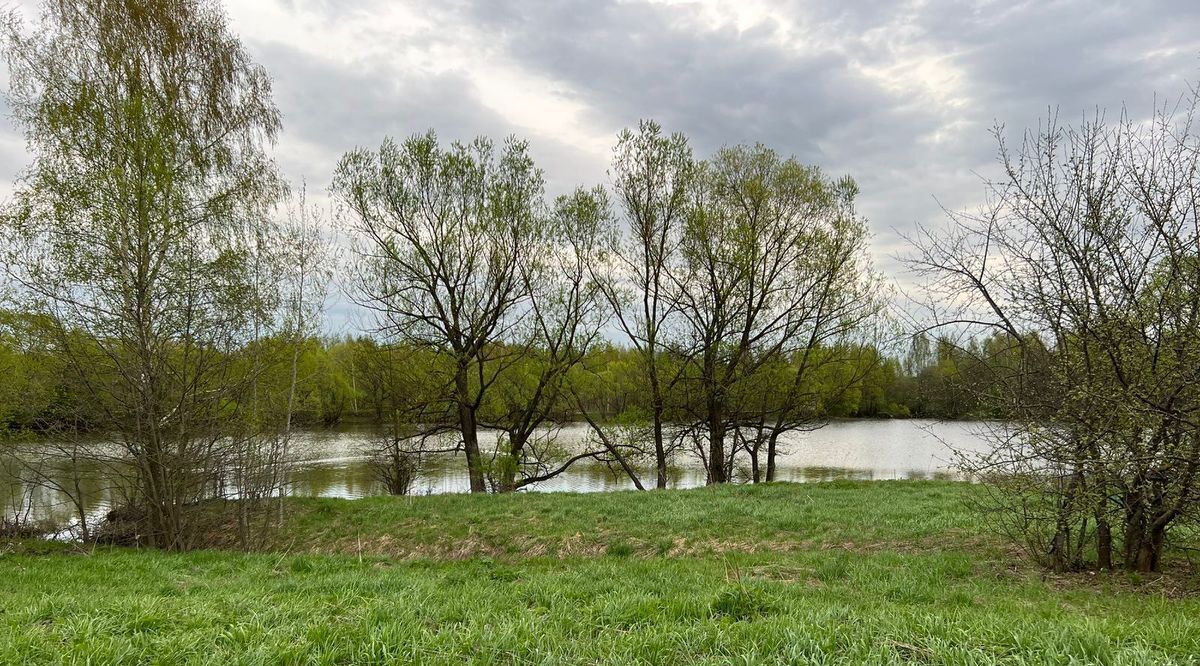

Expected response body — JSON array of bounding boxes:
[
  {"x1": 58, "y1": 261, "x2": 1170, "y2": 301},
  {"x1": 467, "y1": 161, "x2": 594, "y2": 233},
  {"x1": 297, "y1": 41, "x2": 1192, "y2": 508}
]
[{"x1": 363, "y1": 438, "x2": 421, "y2": 496}]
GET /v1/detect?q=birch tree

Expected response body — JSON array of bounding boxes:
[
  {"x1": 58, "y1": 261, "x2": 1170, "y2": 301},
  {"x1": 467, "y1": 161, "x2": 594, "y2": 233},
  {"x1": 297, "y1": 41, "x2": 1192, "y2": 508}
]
[{"x1": 0, "y1": 0, "x2": 285, "y2": 549}]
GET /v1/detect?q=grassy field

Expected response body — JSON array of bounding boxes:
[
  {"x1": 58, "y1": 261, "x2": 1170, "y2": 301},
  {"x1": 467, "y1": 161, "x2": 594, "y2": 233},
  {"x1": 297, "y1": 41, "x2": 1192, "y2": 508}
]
[{"x1": 1, "y1": 481, "x2": 1198, "y2": 664}]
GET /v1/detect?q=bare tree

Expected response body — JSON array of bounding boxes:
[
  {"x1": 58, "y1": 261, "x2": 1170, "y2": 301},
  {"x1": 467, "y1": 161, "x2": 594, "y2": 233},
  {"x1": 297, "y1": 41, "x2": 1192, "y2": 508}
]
[
  {"x1": 908, "y1": 97, "x2": 1200, "y2": 573},
  {"x1": 227, "y1": 185, "x2": 335, "y2": 546},
  {"x1": 274, "y1": 186, "x2": 335, "y2": 518},
  {"x1": 364, "y1": 429, "x2": 423, "y2": 496}
]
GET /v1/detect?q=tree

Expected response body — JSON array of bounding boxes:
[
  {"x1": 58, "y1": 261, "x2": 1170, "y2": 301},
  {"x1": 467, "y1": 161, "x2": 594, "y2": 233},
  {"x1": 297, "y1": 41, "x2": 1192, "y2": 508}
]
[
  {"x1": 908, "y1": 100, "x2": 1200, "y2": 573},
  {"x1": 482, "y1": 186, "x2": 615, "y2": 491},
  {"x1": 673, "y1": 144, "x2": 880, "y2": 484},
  {"x1": 602, "y1": 121, "x2": 696, "y2": 488},
  {"x1": 277, "y1": 186, "x2": 336, "y2": 434},
  {"x1": 334, "y1": 131, "x2": 546, "y2": 493},
  {"x1": 272, "y1": 187, "x2": 334, "y2": 521},
  {"x1": 0, "y1": 0, "x2": 284, "y2": 549}
]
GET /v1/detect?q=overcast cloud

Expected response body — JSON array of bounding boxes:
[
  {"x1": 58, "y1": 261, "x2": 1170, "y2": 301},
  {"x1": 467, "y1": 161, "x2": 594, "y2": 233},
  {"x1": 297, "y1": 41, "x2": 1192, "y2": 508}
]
[{"x1": 3, "y1": 0, "x2": 1199, "y2": 330}]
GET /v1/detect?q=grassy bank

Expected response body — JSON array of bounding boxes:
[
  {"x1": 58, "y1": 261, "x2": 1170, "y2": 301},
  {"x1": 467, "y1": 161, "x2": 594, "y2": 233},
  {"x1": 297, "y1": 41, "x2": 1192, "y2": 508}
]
[
  {"x1": 253, "y1": 480, "x2": 986, "y2": 558},
  {"x1": 2, "y1": 482, "x2": 1198, "y2": 664}
]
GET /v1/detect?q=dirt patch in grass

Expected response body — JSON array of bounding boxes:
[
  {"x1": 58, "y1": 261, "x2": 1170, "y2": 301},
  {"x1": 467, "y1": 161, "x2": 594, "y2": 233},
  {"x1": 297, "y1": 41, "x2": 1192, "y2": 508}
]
[
  {"x1": 276, "y1": 531, "x2": 997, "y2": 562},
  {"x1": 1038, "y1": 564, "x2": 1200, "y2": 599}
]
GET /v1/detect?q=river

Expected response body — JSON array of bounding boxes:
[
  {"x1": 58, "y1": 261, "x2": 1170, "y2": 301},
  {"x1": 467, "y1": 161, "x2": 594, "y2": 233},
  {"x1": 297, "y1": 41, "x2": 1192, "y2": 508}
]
[{"x1": 2, "y1": 419, "x2": 996, "y2": 528}]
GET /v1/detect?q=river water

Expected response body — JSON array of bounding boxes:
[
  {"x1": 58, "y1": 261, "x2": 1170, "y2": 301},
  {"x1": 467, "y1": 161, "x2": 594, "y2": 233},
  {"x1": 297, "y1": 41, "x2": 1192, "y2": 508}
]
[{"x1": 2, "y1": 419, "x2": 995, "y2": 528}]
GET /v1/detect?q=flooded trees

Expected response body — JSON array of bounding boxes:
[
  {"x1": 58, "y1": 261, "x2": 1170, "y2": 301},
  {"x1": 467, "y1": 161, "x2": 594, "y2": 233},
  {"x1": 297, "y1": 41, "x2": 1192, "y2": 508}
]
[
  {"x1": 603, "y1": 122, "x2": 696, "y2": 488},
  {"x1": 909, "y1": 101, "x2": 1200, "y2": 572},
  {"x1": 337, "y1": 135, "x2": 631, "y2": 494},
  {"x1": 483, "y1": 187, "x2": 615, "y2": 492},
  {"x1": 334, "y1": 133, "x2": 548, "y2": 493},
  {"x1": 672, "y1": 145, "x2": 881, "y2": 484},
  {"x1": 0, "y1": 0, "x2": 285, "y2": 549},
  {"x1": 598, "y1": 128, "x2": 883, "y2": 487}
]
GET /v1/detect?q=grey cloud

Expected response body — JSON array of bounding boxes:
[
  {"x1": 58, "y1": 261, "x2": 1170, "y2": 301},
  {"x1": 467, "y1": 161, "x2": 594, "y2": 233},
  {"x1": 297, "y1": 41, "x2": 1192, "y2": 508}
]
[
  {"x1": 250, "y1": 41, "x2": 513, "y2": 189},
  {"x1": 4, "y1": 0, "x2": 1200, "y2": 328},
  {"x1": 433, "y1": 0, "x2": 1200, "y2": 272},
  {"x1": 249, "y1": 37, "x2": 610, "y2": 197}
]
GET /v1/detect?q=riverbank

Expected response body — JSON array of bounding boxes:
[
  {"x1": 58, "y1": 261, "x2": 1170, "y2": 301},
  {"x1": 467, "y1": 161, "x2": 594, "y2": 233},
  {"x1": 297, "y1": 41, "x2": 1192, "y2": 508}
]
[{"x1": 1, "y1": 482, "x2": 1198, "y2": 663}]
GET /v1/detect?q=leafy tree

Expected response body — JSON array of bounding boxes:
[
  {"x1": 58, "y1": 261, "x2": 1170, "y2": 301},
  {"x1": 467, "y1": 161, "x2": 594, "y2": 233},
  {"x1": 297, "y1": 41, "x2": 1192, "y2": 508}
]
[
  {"x1": 334, "y1": 132, "x2": 546, "y2": 493},
  {"x1": 481, "y1": 186, "x2": 614, "y2": 491},
  {"x1": 602, "y1": 120, "x2": 697, "y2": 488},
  {"x1": 673, "y1": 144, "x2": 882, "y2": 483},
  {"x1": 0, "y1": 0, "x2": 284, "y2": 549}
]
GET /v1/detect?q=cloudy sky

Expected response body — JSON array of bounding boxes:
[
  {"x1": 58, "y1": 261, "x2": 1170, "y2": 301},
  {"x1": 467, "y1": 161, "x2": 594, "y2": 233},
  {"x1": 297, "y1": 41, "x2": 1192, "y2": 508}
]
[{"x1": 3, "y1": 0, "x2": 1199, "y2": 330}]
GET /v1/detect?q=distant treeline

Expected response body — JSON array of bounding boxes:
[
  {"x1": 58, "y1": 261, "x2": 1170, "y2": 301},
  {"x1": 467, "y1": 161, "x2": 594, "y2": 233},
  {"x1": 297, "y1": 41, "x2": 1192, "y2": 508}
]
[{"x1": 0, "y1": 314, "x2": 1020, "y2": 434}]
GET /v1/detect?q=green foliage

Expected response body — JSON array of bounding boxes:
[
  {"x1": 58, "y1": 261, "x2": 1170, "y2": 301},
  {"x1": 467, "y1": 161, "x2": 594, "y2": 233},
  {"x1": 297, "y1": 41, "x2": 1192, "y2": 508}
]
[
  {"x1": 0, "y1": 327, "x2": 1023, "y2": 434},
  {"x1": 0, "y1": 311, "x2": 69, "y2": 430},
  {"x1": 0, "y1": 0, "x2": 289, "y2": 548}
]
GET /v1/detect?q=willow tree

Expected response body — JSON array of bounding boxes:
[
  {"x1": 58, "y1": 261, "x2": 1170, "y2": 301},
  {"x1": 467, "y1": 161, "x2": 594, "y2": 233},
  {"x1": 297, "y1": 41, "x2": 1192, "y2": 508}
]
[
  {"x1": 479, "y1": 187, "x2": 616, "y2": 491},
  {"x1": 744, "y1": 206, "x2": 883, "y2": 483},
  {"x1": 602, "y1": 121, "x2": 696, "y2": 488},
  {"x1": 674, "y1": 145, "x2": 878, "y2": 484},
  {"x1": 0, "y1": 0, "x2": 284, "y2": 548},
  {"x1": 334, "y1": 132, "x2": 546, "y2": 493}
]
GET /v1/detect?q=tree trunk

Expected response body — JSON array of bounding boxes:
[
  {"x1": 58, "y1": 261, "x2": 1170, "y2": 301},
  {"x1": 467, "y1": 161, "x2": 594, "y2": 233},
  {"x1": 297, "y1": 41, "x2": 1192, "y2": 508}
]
[
  {"x1": 498, "y1": 432, "x2": 524, "y2": 493},
  {"x1": 1123, "y1": 489, "x2": 1143, "y2": 570},
  {"x1": 1050, "y1": 472, "x2": 1083, "y2": 573},
  {"x1": 708, "y1": 397, "x2": 727, "y2": 484},
  {"x1": 279, "y1": 335, "x2": 301, "y2": 526},
  {"x1": 577, "y1": 396, "x2": 647, "y2": 491},
  {"x1": 652, "y1": 408, "x2": 668, "y2": 489},
  {"x1": 1135, "y1": 523, "x2": 1167, "y2": 573},
  {"x1": 1095, "y1": 491, "x2": 1113, "y2": 570},
  {"x1": 455, "y1": 362, "x2": 486, "y2": 493},
  {"x1": 650, "y1": 372, "x2": 668, "y2": 489},
  {"x1": 750, "y1": 435, "x2": 761, "y2": 483},
  {"x1": 765, "y1": 431, "x2": 780, "y2": 482},
  {"x1": 70, "y1": 448, "x2": 90, "y2": 542},
  {"x1": 141, "y1": 438, "x2": 179, "y2": 550},
  {"x1": 1050, "y1": 526, "x2": 1070, "y2": 573}
]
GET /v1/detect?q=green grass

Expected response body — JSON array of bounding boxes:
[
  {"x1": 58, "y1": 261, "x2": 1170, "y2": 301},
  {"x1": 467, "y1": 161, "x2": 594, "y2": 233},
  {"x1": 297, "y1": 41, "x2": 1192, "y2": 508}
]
[
  {"x1": 1, "y1": 481, "x2": 1198, "y2": 664},
  {"x1": 263, "y1": 480, "x2": 987, "y2": 558}
]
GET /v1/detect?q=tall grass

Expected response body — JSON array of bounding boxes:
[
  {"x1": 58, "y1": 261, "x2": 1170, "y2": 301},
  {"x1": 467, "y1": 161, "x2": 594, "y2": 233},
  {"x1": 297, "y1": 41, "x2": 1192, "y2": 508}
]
[{"x1": 1, "y1": 481, "x2": 1197, "y2": 663}]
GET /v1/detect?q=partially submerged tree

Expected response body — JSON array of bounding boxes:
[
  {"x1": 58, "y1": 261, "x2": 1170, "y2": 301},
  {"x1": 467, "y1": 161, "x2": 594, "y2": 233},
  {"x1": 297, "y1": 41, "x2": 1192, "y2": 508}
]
[
  {"x1": 334, "y1": 132, "x2": 546, "y2": 493},
  {"x1": 0, "y1": 0, "x2": 285, "y2": 549},
  {"x1": 601, "y1": 121, "x2": 696, "y2": 488},
  {"x1": 483, "y1": 186, "x2": 615, "y2": 492},
  {"x1": 908, "y1": 100, "x2": 1200, "y2": 572},
  {"x1": 673, "y1": 144, "x2": 881, "y2": 484}
]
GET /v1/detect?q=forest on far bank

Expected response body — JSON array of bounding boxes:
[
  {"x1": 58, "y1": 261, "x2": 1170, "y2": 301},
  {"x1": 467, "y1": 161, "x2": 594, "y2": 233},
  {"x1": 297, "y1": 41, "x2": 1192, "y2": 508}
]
[{"x1": 0, "y1": 319, "x2": 1016, "y2": 435}]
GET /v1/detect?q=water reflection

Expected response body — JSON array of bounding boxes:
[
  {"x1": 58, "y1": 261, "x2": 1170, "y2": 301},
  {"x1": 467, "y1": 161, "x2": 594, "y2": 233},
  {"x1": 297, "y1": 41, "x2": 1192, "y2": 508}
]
[{"x1": 3, "y1": 419, "x2": 994, "y2": 527}]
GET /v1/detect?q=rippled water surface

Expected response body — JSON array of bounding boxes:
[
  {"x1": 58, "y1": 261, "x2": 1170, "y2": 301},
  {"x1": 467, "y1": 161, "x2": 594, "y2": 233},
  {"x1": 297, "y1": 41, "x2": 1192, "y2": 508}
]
[{"x1": 3, "y1": 419, "x2": 996, "y2": 527}]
